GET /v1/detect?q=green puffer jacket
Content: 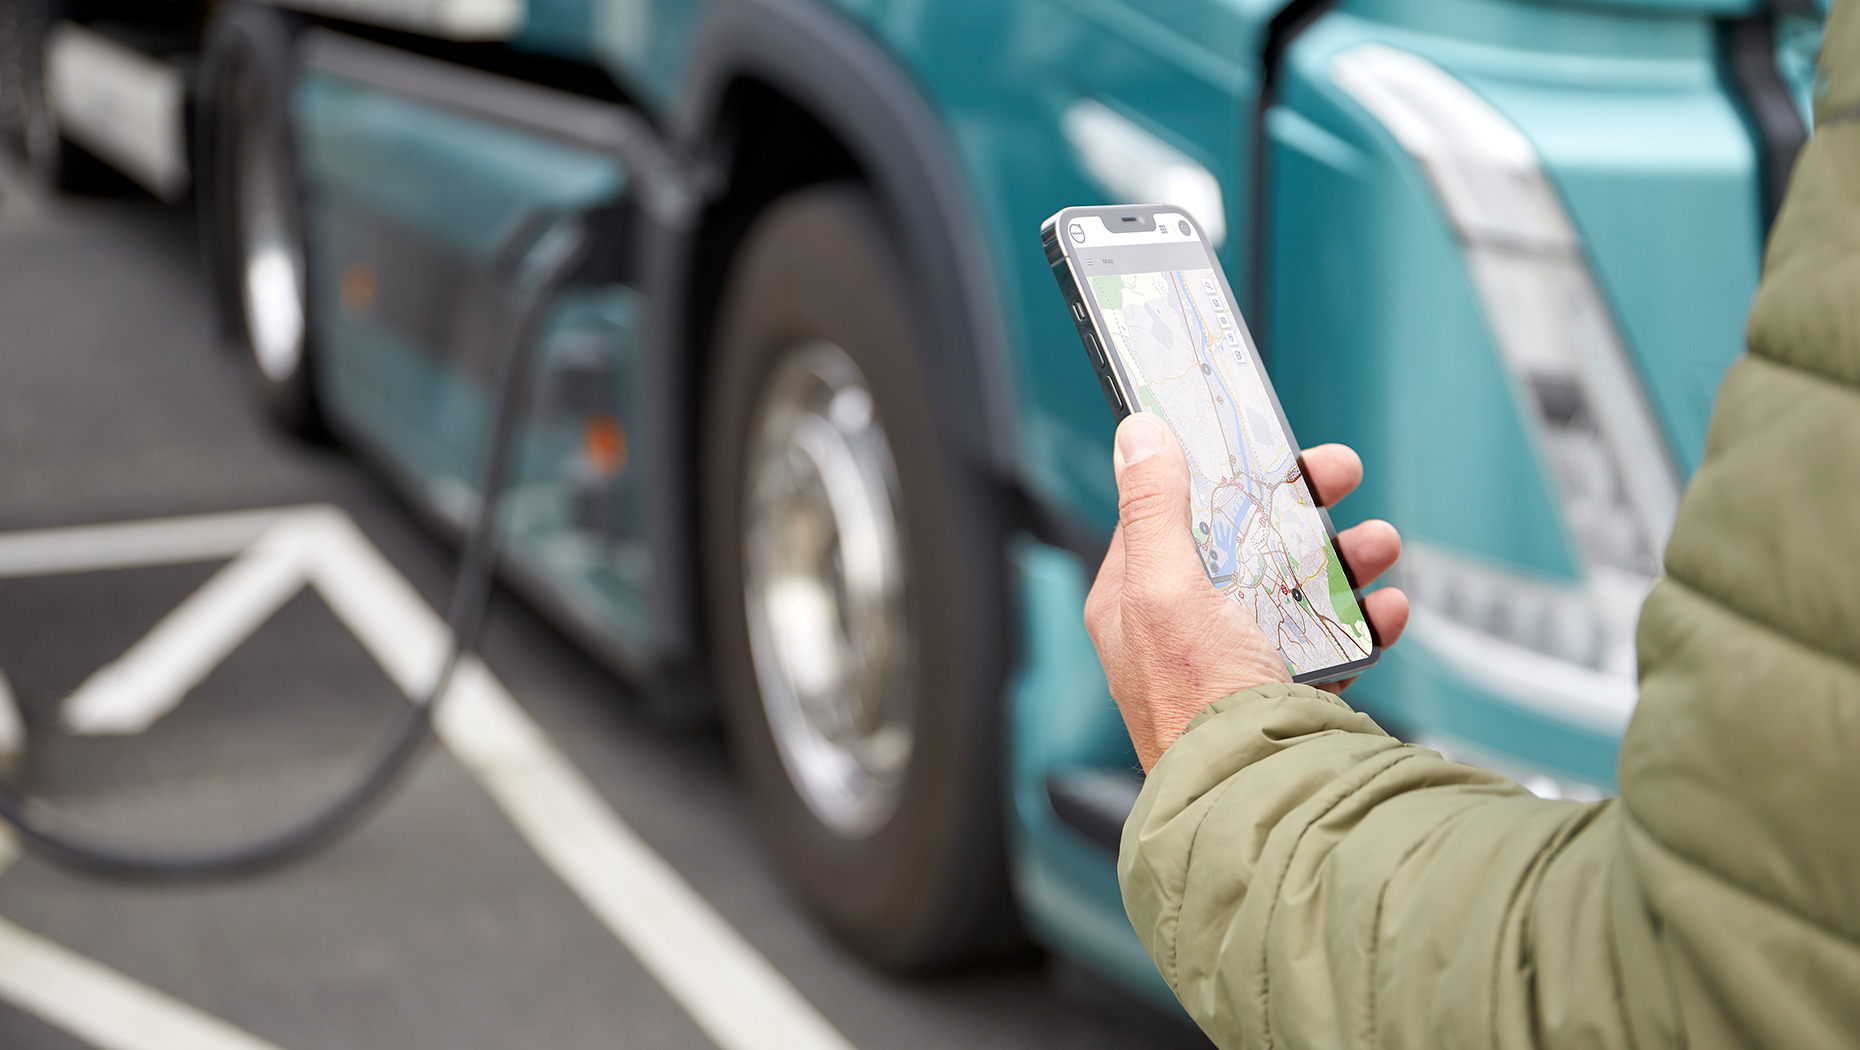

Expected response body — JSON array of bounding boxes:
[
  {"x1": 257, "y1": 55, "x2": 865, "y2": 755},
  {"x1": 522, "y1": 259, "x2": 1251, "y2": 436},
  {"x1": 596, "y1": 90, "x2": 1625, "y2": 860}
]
[{"x1": 1118, "y1": 11, "x2": 1860, "y2": 1048}]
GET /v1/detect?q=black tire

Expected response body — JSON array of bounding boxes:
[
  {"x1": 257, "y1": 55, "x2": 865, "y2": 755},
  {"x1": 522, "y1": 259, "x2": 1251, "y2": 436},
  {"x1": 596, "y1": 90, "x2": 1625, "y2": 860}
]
[
  {"x1": 197, "y1": 2, "x2": 322, "y2": 437},
  {"x1": 701, "y1": 185, "x2": 1020, "y2": 972}
]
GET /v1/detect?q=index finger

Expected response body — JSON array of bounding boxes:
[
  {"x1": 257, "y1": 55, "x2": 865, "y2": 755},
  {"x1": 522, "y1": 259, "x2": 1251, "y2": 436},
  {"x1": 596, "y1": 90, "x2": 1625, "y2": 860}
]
[{"x1": 1301, "y1": 443, "x2": 1363, "y2": 508}]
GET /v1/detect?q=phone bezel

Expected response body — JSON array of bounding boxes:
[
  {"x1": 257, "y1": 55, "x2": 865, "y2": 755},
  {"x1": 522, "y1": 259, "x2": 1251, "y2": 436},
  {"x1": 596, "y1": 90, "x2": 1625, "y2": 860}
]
[{"x1": 1041, "y1": 203, "x2": 1382, "y2": 685}]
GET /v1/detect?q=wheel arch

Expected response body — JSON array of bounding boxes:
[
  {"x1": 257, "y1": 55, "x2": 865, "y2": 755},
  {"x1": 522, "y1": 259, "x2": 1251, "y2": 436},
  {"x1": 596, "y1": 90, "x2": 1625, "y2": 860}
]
[
  {"x1": 669, "y1": 0, "x2": 1020, "y2": 480},
  {"x1": 647, "y1": 3, "x2": 1025, "y2": 960},
  {"x1": 639, "y1": 0, "x2": 1023, "y2": 702}
]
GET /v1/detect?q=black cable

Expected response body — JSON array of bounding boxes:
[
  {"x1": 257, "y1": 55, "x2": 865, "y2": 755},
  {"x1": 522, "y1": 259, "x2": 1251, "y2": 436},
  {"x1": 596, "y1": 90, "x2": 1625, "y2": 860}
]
[{"x1": 0, "y1": 216, "x2": 589, "y2": 879}]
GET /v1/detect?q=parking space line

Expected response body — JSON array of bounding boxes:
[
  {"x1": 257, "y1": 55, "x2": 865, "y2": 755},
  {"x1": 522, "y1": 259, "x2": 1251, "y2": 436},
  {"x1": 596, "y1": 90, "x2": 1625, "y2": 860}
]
[
  {"x1": 63, "y1": 526, "x2": 310, "y2": 735},
  {"x1": 0, "y1": 507, "x2": 859, "y2": 1050},
  {"x1": 439, "y1": 662, "x2": 859, "y2": 1050},
  {"x1": 0, "y1": 511, "x2": 294, "y2": 1050},
  {"x1": 0, "y1": 783, "x2": 285, "y2": 1050},
  {"x1": 298, "y1": 511, "x2": 860, "y2": 1050},
  {"x1": 0, "y1": 915, "x2": 288, "y2": 1050},
  {"x1": 0, "y1": 821, "x2": 282, "y2": 1050},
  {"x1": 0, "y1": 508, "x2": 287, "y2": 580}
]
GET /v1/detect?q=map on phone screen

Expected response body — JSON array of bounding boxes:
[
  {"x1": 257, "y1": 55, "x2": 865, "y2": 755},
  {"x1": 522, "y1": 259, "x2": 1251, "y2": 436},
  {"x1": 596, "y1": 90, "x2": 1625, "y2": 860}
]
[{"x1": 1089, "y1": 268, "x2": 1374, "y2": 676}]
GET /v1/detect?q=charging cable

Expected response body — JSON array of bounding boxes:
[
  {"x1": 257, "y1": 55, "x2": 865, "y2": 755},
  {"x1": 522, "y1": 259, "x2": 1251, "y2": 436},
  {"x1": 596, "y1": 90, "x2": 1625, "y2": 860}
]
[{"x1": 0, "y1": 217, "x2": 589, "y2": 879}]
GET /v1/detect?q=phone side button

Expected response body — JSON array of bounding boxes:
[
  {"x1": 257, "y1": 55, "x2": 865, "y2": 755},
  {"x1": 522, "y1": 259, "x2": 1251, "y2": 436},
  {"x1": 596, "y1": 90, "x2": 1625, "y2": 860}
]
[
  {"x1": 1097, "y1": 371, "x2": 1128, "y2": 416},
  {"x1": 1070, "y1": 300, "x2": 1087, "y2": 322},
  {"x1": 1081, "y1": 330, "x2": 1106, "y2": 367}
]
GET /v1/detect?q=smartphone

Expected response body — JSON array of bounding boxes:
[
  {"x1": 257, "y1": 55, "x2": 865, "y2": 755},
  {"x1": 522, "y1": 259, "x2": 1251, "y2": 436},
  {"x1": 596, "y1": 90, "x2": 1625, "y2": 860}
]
[{"x1": 1042, "y1": 204, "x2": 1380, "y2": 684}]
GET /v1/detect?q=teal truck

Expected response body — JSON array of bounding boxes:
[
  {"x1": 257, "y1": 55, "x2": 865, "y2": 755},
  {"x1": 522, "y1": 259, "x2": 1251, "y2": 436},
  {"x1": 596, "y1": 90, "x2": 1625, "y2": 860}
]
[{"x1": 0, "y1": 0, "x2": 1822, "y2": 1008}]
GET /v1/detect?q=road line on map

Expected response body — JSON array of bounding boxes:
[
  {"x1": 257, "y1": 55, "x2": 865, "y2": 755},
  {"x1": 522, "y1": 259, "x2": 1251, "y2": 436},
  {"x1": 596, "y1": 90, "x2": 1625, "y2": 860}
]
[
  {"x1": 0, "y1": 507, "x2": 289, "y2": 579},
  {"x1": 63, "y1": 525, "x2": 309, "y2": 735},
  {"x1": 298, "y1": 510, "x2": 858, "y2": 1050}
]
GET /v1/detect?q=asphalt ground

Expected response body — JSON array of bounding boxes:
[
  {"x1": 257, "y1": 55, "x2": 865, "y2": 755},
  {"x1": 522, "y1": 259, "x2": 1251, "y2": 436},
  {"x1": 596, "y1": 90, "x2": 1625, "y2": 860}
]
[{"x1": 0, "y1": 161, "x2": 1208, "y2": 1050}]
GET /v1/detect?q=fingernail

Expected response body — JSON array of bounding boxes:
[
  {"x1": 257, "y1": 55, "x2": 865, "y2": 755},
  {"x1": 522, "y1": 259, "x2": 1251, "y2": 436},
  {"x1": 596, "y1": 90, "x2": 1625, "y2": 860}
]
[{"x1": 1117, "y1": 414, "x2": 1165, "y2": 466}]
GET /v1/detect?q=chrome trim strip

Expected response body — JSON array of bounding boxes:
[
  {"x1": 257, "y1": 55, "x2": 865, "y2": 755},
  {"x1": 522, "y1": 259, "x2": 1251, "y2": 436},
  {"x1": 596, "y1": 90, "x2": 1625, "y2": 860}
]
[{"x1": 268, "y1": 0, "x2": 524, "y2": 43}]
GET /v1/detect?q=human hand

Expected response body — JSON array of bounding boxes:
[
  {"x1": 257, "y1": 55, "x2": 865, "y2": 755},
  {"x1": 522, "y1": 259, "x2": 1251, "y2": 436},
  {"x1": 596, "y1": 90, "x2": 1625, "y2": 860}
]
[{"x1": 1084, "y1": 413, "x2": 1409, "y2": 772}]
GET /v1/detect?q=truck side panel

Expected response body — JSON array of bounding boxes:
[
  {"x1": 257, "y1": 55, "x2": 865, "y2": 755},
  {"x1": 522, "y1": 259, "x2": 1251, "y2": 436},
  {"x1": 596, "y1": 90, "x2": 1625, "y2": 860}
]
[{"x1": 296, "y1": 61, "x2": 662, "y2": 667}]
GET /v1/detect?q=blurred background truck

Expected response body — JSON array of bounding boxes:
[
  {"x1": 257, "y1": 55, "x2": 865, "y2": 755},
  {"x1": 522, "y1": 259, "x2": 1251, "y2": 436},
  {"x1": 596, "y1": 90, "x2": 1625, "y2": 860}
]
[{"x1": 0, "y1": 0, "x2": 1824, "y2": 1011}]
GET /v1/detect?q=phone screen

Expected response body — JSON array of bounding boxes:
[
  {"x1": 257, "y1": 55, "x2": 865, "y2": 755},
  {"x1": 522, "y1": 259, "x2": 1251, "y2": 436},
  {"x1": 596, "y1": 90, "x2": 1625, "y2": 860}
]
[{"x1": 1067, "y1": 212, "x2": 1375, "y2": 679}]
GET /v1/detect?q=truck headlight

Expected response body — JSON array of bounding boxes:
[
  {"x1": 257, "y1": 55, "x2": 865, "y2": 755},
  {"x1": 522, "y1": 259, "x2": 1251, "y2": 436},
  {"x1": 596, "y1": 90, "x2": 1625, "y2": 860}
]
[
  {"x1": 1330, "y1": 44, "x2": 1683, "y2": 727},
  {"x1": 1399, "y1": 542, "x2": 1646, "y2": 733}
]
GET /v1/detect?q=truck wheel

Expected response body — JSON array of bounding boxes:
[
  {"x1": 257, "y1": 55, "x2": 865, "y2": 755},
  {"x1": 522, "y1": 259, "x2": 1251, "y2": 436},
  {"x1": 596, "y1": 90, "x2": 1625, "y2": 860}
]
[
  {"x1": 198, "y1": 4, "x2": 320, "y2": 437},
  {"x1": 702, "y1": 185, "x2": 1018, "y2": 971}
]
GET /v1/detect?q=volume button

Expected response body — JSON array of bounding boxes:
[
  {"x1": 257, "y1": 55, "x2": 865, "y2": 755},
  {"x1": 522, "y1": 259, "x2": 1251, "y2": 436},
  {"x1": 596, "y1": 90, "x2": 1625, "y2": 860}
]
[{"x1": 1097, "y1": 371, "x2": 1128, "y2": 416}]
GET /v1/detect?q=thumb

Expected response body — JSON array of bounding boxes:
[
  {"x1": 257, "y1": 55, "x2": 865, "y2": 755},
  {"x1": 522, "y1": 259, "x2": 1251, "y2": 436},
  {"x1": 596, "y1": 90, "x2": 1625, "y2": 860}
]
[{"x1": 1112, "y1": 413, "x2": 1209, "y2": 590}]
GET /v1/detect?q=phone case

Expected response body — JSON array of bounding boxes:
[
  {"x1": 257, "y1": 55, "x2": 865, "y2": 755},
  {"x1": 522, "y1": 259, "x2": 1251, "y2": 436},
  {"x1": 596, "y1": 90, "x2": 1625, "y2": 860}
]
[{"x1": 1040, "y1": 204, "x2": 1381, "y2": 685}]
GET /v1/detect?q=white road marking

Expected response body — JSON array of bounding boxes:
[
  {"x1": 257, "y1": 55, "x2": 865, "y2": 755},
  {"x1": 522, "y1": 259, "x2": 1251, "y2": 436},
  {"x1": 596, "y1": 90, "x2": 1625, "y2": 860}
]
[
  {"x1": 298, "y1": 510, "x2": 859, "y2": 1050},
  {"x1": 0, "y1": 826, "x2": 285, "y2": 1050},
  {"x1": 0, "y1": 508, "x2": 286, "y2": 581},
  {"x1": 63, "y1": 524, "x2": 310, "y2": 734},
  {"x1": 438, "y1": 662, "x2": 857, "y2": 1050},
  {"x1": 293, "y1": 507, "x2": 449, "y2": 698},
  {"x1": 1, "y1": 506, "x2": 859, "y2": 1050},
  {"x1": 0, "y1": 916, "x2": 287, "y2": 1050}
]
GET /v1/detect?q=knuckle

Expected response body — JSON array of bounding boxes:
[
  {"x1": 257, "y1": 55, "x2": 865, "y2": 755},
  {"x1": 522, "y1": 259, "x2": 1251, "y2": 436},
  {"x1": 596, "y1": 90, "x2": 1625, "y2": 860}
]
[{"x1": 1117, "y1": 482, "x2": 1179, "y2": 526}]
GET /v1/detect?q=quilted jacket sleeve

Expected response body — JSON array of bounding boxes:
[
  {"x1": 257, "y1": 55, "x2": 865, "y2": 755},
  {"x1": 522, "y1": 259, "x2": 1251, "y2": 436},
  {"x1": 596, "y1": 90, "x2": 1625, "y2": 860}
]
[
  {"x1": 1119, "y1": 684, "x2": 1641, "y2": 1049},
  {"x1": 1118, "y1": 8, "x2": 1860, "y2": 1048}
]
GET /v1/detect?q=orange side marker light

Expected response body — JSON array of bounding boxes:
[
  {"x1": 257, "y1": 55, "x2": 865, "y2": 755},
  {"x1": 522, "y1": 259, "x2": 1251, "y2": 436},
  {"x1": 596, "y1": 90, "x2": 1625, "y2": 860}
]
[{"x1": 585, "y1": 416, "x2": 627, "y2": 476}]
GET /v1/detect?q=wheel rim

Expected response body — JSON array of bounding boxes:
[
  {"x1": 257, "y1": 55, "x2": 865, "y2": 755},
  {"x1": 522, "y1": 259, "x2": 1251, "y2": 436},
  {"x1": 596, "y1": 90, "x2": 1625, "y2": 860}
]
[
  {"x1": 743, "y1": 341, "x2": 916, "y2": 839},
  {"x1": 232, "y1": 65, "x2": 306, "y2": 383}
]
